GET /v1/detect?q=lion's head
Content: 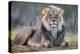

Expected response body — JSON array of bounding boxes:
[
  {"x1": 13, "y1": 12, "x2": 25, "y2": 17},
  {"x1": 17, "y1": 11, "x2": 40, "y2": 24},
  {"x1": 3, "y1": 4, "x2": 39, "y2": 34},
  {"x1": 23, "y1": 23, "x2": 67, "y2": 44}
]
[
  {"x1": 41, "y1": 5, "x2": 64, "y2": 31},
  {"x1": 41, "y1": 5, "x2": 65, "y2": 43}
]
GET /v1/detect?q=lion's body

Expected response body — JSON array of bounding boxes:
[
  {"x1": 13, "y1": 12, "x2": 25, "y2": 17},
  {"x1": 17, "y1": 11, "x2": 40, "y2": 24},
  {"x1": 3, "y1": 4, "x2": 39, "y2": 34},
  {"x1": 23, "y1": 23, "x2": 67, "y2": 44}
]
[{"x1": 13, "y1": 5, "x2": 68, "y2": 48}]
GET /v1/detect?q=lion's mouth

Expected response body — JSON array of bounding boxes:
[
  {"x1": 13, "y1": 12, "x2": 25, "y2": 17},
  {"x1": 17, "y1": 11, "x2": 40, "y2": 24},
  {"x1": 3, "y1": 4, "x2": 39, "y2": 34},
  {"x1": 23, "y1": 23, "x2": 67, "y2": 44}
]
[
  {"x1": 50, "y1": 24, "x2": 57, "y2": 28},
  {"x1": 49, "y1": 19, "x2": 57, "y2": 28}
]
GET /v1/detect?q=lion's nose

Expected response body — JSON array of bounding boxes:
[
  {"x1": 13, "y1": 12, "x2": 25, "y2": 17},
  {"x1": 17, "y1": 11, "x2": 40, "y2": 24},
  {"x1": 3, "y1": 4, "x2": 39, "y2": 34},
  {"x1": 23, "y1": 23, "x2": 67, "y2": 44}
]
[{"x1": 52, "y1": 19, "x2": 56, "y2": 22}]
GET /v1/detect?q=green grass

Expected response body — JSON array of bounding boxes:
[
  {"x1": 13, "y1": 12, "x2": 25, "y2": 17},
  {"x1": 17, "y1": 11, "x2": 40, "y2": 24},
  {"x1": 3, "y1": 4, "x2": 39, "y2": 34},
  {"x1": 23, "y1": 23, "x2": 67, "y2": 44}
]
[
  {"x1": 9, "y1": 30, "x2": 19, "y2": 40},
  {"x1": 64, "y1": 35, "x2": 78, "y2": 48}
]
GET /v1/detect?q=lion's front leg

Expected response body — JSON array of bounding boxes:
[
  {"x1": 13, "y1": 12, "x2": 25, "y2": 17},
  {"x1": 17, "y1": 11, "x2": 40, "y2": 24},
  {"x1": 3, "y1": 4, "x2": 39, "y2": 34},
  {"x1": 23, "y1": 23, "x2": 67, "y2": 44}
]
[
  {"x1": 56, "y1": 25, "x2": 68, "y2": 47},
  {"x1": 27, "y1": 38, "x2": 42, "y2": 48}
]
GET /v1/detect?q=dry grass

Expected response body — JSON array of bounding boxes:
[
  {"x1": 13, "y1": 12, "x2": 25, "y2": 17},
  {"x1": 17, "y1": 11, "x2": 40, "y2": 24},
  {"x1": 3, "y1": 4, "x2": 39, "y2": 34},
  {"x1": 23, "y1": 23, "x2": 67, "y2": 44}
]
[{"x1": 64, "y1": 35, "x2": 78, "y2": 49}]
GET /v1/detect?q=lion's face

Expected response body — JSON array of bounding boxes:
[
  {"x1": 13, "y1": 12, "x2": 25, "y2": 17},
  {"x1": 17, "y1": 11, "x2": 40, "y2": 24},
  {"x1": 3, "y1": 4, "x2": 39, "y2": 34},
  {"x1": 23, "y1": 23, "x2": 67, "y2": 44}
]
[
  {"x1": 47, "y1": 12, "x2": 58, "y2": 28},
  {"x1": 42, "y1": 6, "x2": 64, "y2": 31}
]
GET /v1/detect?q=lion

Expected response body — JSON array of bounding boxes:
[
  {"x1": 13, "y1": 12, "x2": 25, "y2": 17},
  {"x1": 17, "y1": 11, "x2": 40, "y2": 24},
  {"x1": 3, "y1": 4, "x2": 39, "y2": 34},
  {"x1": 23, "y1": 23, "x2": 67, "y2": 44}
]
[{"x1": 13, "y1": 5, "x2": 68, "y2": 48}]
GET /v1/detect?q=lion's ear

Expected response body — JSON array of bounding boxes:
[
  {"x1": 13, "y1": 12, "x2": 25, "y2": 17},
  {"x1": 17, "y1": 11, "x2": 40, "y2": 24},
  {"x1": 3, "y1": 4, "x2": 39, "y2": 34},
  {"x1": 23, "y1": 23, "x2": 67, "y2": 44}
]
[
  {"x1": 41, "y1": 9, "x2": 46, "y2": 15},
  {"x1": 57, "y1": 8, "x2": 64, "y2": 15},
  {"x1": 58, "y1": 8, "x2": 64, "y2": 24},
  {"x1": 41, "y1": 8, "x2": 50, "y2": 15},
  {"x1": 60, "y1": 9, "x2": 64, "y2": 15}
]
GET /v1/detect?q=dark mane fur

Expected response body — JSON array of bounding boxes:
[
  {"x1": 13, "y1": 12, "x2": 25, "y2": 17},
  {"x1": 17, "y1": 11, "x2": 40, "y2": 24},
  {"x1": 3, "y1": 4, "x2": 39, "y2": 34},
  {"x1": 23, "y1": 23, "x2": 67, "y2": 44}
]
[
  {"x1": 40, "y1": 22, "x2": 65, "y2": 46},
  {"x1": 41, "y1": 23, "x2": 52, "y2": 42}
]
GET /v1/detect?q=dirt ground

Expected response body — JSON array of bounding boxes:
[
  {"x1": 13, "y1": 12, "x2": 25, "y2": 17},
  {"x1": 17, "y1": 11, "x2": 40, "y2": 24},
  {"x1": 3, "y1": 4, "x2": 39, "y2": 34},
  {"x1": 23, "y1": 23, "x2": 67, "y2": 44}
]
[
  {"x1": 11, "y1": 45, "x2": 77, "y2": 53},
  {"x1": 9, "y1": 30, "x2": 78, "y2": 53},
  {"x1": 10, "y1": 35, "x2": 78, "y2": 53}
]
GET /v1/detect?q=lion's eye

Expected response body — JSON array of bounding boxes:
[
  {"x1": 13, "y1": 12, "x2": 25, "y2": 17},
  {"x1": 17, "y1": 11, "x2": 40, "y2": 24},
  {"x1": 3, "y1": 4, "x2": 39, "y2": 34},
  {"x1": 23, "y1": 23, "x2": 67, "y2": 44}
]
[
  {"x1": 49, "y1": 14, "x2": 52, "y2": 17},
  {"x1": 55, "y1": 15, "x2": 58, "y2": 18},
  {"x1": 49, "y1": 14, "x2": 52, "y2": 19}
]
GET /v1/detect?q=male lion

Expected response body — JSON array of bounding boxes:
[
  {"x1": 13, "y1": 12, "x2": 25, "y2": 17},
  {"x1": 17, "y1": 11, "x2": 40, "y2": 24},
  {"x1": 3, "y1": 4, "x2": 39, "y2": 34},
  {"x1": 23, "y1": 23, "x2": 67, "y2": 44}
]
[{"x1": 13, "y1": 5, "x2": 68, "y2": 48}]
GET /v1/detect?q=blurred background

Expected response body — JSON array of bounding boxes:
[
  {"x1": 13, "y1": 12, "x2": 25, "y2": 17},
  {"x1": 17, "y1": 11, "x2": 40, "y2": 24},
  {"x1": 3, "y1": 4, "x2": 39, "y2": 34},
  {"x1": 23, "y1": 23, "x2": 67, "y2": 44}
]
[{"x1": 11, "y1": 1, "x2": 78, "y2": 35}]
